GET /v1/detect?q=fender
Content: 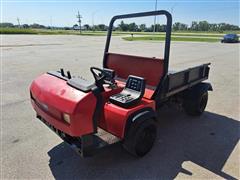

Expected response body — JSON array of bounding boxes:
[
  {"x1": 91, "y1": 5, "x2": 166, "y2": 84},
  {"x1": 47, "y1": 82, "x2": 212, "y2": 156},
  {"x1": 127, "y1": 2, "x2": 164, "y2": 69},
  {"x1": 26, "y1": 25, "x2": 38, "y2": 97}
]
[
  {"x1": 184, "y1": 82, "x2": 212, "y2": 99},
  {"x1": 194, "y1": 82, "x2": 213, "y2": 92},
  {"x1": 124, "y1": 107, "x2": 156, "y2": 138}
]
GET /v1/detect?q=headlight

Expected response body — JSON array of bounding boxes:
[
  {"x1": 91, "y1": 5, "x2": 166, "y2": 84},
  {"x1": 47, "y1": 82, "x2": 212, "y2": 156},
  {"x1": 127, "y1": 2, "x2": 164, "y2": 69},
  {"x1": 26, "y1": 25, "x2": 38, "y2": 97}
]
[{"x1": 63, "y1": 113, "x2": 71, "y2": 124}]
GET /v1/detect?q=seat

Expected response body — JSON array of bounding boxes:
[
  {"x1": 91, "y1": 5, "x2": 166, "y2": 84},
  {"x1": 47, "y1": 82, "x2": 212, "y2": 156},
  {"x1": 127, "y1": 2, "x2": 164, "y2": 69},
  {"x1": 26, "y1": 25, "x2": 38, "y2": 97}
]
[
  {"x1": 109, "y1": 75, "x2": 145, "y2": 108},
  {"x1": 67, "y1": 77, "x2": 95, "y2": 93}
]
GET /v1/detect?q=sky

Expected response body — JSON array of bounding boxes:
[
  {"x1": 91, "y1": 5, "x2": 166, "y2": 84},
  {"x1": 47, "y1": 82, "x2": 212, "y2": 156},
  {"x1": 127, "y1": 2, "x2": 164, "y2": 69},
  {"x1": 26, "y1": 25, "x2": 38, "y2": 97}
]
[{"x1": 1, "y1": 0, "x2": 240, "y2": 27}]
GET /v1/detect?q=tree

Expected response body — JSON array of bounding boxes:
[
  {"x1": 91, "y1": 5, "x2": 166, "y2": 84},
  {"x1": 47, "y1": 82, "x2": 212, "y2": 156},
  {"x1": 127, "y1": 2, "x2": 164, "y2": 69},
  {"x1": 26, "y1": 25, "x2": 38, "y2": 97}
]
[
  {"x1": 139, "y1": 24, "x2": 146, "y2": 32},
  {"x1": 173, "y1": 22, "x2": 188, "y2": 31},
  {"x1": 64, "y1": 27, "x2": 71, "y2": 30},
  {"x1": 73, "y1": 24, "x2": 79, "y2": 30},
  {"x1": 190, "y1": 21, "x2": 199, "y2": 31},
  {"x1": 30, "y1": 23, "x2": 45, "y2": 29},
  {"x1": 0, "y1": 22, "x2": 14, "y2": 27},
  {"x1": 83, "y1": 24, "x2": 90, "y2": 30},
  {"x1": 209, "y1": 23, "x2": 218, "y2": 31},
  {"x1": 128, "y1": 23, "x2": 138, "y2": 31},
  {"x1": 118, "y1": 21, "x2": 128, "y2": 31},
  {"x1": 173, "y1": 22, "x2": 180, "y2": 31},
  {"x1": 198, "y1": 21, "x2": 209, "y2": 31},
  {"x1": 97, "y1": 24, "x2": 107, "y2": 31},
  {"x1": 22, "y1": 24, "x2": 29, "y2": 28}
]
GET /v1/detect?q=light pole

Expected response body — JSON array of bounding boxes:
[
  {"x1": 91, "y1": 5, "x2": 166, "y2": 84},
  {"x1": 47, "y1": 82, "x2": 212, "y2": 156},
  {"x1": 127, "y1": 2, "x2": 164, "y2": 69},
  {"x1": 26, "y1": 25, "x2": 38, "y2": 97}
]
[
  {"x1": 153, "y1": 0, "x2": 158, "y2": 33},
  {"x1": 92, "y1": 10, "x2": 101, "y2": 31},
  {"x1": 92, "y1": 11, "x2": 97, "y2": 31}
]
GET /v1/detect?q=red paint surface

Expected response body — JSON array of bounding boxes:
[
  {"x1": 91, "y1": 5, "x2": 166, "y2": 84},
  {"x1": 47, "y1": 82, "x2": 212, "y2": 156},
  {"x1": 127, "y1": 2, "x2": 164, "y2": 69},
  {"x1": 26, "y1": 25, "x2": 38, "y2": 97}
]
[
  {"x1": 106, "y1": 53, "x2": 164, "y2": 87},
  {"x1": 31, "y1": 73, "x2": 156, "y2": 138}
]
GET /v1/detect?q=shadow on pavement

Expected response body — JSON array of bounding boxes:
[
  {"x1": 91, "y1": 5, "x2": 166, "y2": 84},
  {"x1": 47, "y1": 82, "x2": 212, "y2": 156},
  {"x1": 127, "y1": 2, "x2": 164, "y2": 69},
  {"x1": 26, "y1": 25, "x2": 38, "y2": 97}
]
[{"x1": 48, "y1": 107, "x2": 239, "y2": 179}]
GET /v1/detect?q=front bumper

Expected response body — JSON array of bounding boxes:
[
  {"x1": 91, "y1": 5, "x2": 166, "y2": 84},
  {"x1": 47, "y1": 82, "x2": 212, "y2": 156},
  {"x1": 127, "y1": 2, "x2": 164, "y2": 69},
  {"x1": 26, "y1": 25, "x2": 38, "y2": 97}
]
[
  {"x1": 31, "y1": 99, "x2": 111, "y2": 157},
  {"x1": 36, "y1": 114, "x2": 110, "y2": 157},
  {"x1": 31, "y1": 99, "x2": 73, "y2": 136}
]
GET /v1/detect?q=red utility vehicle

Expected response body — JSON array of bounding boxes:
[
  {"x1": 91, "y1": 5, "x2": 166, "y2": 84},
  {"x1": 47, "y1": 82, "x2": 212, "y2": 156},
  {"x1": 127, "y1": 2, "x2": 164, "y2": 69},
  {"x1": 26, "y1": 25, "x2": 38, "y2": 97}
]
[{"x1": 30, "y1": 10, "x2": 212, "y2": 157}]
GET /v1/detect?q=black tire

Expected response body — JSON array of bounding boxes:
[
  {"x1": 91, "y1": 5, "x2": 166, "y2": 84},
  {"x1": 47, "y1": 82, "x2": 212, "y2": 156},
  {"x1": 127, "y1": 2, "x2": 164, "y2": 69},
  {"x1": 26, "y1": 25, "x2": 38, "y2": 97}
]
[
  {"x1": 123, "y1": 119, "x2": 157, "y2": 157},
  {"x1": 183, "y1": 88, "x2": 208, "y2": 116}
]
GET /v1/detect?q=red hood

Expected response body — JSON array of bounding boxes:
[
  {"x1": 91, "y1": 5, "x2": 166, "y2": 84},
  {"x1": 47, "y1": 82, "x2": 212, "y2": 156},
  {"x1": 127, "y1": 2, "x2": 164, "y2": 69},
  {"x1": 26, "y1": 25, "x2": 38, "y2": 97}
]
[{"x1": 30, "y1": 73, "x2": 90, "y2": 114}]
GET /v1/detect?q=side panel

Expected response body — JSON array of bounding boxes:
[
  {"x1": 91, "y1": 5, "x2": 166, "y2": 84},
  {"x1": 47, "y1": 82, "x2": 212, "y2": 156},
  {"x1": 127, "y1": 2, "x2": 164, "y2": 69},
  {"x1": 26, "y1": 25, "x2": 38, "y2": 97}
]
[
  {"x1": 72, "y1": 93, "x2": 97, "y2": 136},
  {"x1": 165, "y1": 64, "x2": 210, "y2": 97},
  {"x1": 102, "y1": 98, "x2": 155, "y2": 139}
]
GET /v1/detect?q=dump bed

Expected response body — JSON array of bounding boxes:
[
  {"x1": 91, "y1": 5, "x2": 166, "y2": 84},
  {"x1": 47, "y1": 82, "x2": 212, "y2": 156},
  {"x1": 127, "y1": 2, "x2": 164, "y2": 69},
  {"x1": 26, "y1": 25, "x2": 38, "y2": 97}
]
[{"x1": 165, "y1": 63, "x2": 210, "y2": 97}]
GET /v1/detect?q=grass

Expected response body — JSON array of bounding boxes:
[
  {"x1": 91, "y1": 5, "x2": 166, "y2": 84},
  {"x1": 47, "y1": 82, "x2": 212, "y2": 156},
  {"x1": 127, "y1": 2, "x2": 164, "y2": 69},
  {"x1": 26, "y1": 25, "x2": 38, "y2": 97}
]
[
  {"x1": 113, "y1": 32, "x2": 223, "y2": 37},
  {"x1": 1, "y1": 27, "x2": 239, "y2": 36},
  {"x1": 113, "y1": 30, "x2": 240, "y2": 36},
  {"x1": 0, "y1": 28, "x2": 37, "y2": 34},
  {"x1": 123, "y1": 36, "x2": 220, "y2": 42},
  {"x1": 172, "y1": 30, "x2": 240, "y2": 34},
  {"x1": 0, "y1": 28, "x2": 108, "y2": 35},
  {"x1": 1, "y1": 27, "x2": 238, "y2": 43}
]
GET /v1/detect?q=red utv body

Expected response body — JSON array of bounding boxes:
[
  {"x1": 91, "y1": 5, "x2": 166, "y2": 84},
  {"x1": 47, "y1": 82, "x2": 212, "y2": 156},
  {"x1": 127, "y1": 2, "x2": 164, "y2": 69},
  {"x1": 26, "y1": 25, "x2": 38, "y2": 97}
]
[{"x1": 30, "y1": 10, "x2": 212, "y2": 157}]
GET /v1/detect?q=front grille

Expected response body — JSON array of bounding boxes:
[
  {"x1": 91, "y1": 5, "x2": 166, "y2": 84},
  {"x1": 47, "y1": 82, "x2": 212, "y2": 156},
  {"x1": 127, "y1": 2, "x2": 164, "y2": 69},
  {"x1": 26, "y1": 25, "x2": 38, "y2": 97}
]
[{"x1": 31, "y1": 92, "x2": 62, "y2": 120}]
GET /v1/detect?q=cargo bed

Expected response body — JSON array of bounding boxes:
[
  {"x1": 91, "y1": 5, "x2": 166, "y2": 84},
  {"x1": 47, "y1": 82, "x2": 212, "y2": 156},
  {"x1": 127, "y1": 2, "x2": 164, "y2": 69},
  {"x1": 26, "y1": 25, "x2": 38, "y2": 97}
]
[{"x1": 165, "y1": 63, "x2": 210, "y2": 97}]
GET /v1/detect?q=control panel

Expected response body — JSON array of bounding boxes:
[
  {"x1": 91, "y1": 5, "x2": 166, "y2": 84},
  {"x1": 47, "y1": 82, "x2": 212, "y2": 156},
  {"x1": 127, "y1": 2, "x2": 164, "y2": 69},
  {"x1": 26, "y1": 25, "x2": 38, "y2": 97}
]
[{"x1": 109, "y1": 75, "x2": 145, "y2": 108}]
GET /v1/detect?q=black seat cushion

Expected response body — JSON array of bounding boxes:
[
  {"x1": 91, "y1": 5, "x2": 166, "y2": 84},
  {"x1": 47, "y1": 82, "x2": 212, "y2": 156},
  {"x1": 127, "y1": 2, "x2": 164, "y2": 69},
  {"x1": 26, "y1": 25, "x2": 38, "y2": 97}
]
[{"x1": 67, "y1": 77, "x2": 96, "y2": 92}]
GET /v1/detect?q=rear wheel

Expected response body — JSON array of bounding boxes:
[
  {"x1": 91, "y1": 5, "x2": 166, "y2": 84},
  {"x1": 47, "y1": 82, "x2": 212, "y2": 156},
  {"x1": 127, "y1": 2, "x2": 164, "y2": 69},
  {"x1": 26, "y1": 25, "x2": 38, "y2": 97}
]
[
  {"x1": 123, "y1": 119, "x2": 157, "y2": 157},
  {"x1": 183, "y1": 88, "x2": 208, "y2": 116}
]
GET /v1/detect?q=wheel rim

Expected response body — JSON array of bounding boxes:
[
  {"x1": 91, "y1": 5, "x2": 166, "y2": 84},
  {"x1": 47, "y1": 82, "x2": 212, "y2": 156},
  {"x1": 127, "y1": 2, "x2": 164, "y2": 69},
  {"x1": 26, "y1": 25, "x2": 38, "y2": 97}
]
[{"x1": 135, "y1": 125, "x2": 156, "y2": 156}]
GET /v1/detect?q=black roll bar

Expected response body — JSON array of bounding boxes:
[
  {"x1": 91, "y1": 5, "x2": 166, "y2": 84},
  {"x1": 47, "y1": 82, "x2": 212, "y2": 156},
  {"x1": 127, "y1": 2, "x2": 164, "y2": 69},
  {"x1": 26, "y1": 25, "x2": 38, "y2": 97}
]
[{"x1": 103, "y1": 10, "x2": 172, "y2": 77}]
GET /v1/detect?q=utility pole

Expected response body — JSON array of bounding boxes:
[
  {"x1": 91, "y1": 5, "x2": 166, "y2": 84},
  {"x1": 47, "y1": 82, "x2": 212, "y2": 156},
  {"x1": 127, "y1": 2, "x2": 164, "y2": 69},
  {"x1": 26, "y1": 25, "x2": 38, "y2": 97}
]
[
  {"x1": 92, "y1": 11, "x2": 96, "y2": 31},
  {"x1": 17, "y1": 17, "x2": 20, "y2": 28},
  {"x1": 76, "y1": 11, "x2": 82, "y2": 33},
  {"x1": 153, "y1": 0, "x2": 158, "y2": 33},
  {"x1": 50, "y1": 16, "x2": 53, "y2": 30}
]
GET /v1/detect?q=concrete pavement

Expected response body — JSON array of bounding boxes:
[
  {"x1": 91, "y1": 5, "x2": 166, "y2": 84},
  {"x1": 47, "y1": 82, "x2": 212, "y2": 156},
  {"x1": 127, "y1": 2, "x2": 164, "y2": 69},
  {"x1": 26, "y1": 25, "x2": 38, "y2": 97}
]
[{"x1": 1, "y1": 35, "x2": 239, "y2": 179}]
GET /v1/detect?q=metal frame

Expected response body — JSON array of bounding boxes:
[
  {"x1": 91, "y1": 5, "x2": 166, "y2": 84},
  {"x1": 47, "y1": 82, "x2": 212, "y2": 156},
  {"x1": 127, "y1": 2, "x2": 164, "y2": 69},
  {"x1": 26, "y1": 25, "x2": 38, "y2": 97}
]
[{"x1": 103, "y1": 10, "x2": 172, "y2": 77}]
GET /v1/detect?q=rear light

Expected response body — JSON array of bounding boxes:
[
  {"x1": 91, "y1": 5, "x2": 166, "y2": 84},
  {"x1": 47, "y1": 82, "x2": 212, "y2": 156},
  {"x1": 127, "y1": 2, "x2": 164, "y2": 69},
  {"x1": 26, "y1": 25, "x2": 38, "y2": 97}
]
[{"x1": 63, "y1": 113, "x2": 71, "y2": 124}]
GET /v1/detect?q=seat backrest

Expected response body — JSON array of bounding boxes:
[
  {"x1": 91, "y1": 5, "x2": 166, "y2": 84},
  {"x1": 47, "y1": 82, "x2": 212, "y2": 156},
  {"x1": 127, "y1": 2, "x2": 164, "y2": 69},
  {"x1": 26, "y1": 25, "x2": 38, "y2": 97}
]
[{"x1": 105, "y1": 53, "x2": 164, "y2": 87}]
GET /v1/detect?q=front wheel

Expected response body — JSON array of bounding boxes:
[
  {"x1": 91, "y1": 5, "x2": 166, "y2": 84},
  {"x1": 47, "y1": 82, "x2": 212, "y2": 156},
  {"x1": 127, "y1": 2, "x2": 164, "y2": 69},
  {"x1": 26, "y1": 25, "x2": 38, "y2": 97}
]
[{"x1": 123, "y1": 119, "x2": 157, "y2": 157}]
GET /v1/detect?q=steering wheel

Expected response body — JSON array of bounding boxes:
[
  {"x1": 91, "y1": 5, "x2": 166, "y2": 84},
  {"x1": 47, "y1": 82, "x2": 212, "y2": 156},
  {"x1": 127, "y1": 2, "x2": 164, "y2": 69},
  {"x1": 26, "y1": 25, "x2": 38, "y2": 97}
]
[
  {"x1": 90, "y1": 67, "x2": 106, "y2": 82},
  {"x1": 90, "y1": 67, "x2": 114, "y2": 89}
]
